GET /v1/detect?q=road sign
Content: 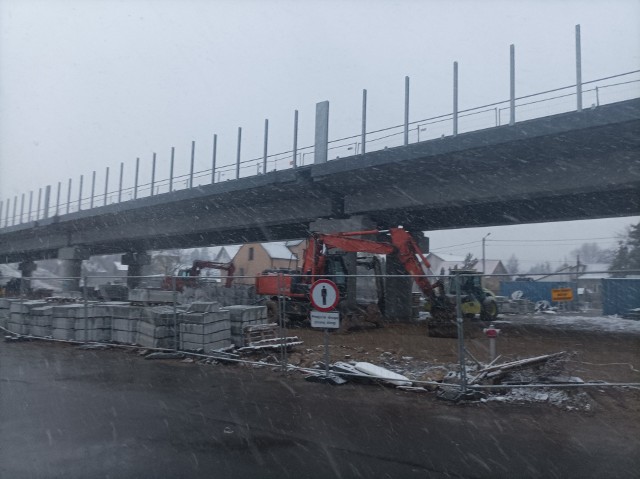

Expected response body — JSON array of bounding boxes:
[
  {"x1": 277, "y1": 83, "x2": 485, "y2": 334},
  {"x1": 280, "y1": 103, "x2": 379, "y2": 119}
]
[
  {"x1": 310, "y1": 311, "x2": 340, "y2": 329},
  {"x1": 551, "y1": 287, "x2": 574, "y2": 302},
  {"x1": 309, "y1": 279, "x2": 339, "y2": 312}
]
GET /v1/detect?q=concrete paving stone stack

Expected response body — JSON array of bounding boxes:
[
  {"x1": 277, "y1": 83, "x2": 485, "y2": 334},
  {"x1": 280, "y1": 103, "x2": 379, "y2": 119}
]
[
  {"x1": 8, "y1": 300, "x2": 48, "y2": 335},
  {"x1": 30, "y1": 305, "x2": 55, "y2": 337},
  {"x1": 51, "y1": 304, "x2": 85, "y2": 340},
  {"x1": 75, "y1": 305, "x2": 112, "y2": 342},
  {"x1": 0, "y1": 298, "x2": 13, "y2": 328},
  {"x1": 137, "y1": 305, "x2": 184, "y2": 349},
  {"x1": 108, "y1": 304, "x2": 142, "y2": 344},
  {"x1": 225, "y1": 305, "x2": 268, "y2": 347},
  {"x1": 179, "y1": 302, "x2": 231, "y2": 351}
]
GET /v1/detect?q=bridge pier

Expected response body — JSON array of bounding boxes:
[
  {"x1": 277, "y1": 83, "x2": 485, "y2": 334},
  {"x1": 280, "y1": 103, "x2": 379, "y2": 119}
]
[
  {"x1": 58, "y1": 247, "x2": 91, "y2": 292},
  {"x1": 18, "y1": 261, "x2": 37, "y2": 294},
  {"x1": 121, "y1": 252, "x2": 151, "y2": 289}
]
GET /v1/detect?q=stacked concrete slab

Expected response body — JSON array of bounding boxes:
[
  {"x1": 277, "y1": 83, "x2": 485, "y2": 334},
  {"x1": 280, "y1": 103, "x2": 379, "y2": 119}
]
[
  {"x1": 108, "y1": 304, "x2": 142, "y2": 344},
  {"x1": 179, "y1": 302, "x2": 231, "y2": 351},
  {"x1": 0, "y1": 298, "x2": 12, "y2": 329},
  {"x1": 8, "y1": 300, "x2": 48, "y2": 335},
  {"x1": 52, "y1": 304, "x2": 85, "y2": 340},
  {"x1": 225, "y1": 305, "x2": 268, "y2": 347},
  {"x1": 30, "y1": 305, "x2": 55, "y2": 337},
  {"x1": 78, "y1": 305, "x2": 112, "y2": 342},
  {"x1": 137, "y1": 306, "x2": 181, "y2": 349}
]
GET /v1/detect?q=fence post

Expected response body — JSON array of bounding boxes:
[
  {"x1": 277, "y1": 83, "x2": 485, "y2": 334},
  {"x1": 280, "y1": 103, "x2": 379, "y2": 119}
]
[
  {"x1": 292, "y1": 110, "x2": 299, "y2": 168},
  {"x1": 173, "y1": 275, "x2": 178, "y2": 351},
  {"x1": 263, "y1": 120, "x2": 269, "y2": 174},
  {"x1": 404, "y1": 76, "x2": 410, "y2": 145},
  {"x1": 190, "y1": 140, "x2": 195, "y2": 188},
  {"x1": 212, "y1": 135, "x2": 217, "y2": 183},
  {"x1": 455, "y1": 274, "x2": 468, "y2": 393}
]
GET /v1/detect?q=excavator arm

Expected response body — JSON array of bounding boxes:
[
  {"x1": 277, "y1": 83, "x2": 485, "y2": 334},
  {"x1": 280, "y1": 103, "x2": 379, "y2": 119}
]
[{"x1": 190, "y1": 261, "x2": 235, "y2": 287}]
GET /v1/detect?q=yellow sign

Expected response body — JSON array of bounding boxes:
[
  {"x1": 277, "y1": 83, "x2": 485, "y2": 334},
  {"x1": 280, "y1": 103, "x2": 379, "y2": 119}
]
[{"x1": 551, "y1": 288, "x2": 574, "y2": 302}]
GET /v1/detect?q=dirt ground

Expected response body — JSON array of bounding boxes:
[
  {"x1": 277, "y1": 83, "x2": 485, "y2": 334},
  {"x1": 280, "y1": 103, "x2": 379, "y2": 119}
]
[{"x1": 286, "y1": 316, "x2": 640, "y2": 384}]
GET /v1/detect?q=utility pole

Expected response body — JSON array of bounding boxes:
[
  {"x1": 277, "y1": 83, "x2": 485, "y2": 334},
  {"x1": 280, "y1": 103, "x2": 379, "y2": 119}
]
[{"x1": 482, "y1": 232, "x2": 491, "y2": 286}]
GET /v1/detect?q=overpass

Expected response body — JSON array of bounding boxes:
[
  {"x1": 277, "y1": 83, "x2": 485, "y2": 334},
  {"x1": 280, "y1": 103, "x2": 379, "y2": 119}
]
[{"x1": 1, "y1": 97, "x2": 638, "y2": 266}]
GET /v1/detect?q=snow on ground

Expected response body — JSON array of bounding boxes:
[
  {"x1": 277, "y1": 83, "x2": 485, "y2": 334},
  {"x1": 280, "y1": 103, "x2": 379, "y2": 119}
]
[{"x1": 495, "y1": 313, "x2": 640, "y2": 334}]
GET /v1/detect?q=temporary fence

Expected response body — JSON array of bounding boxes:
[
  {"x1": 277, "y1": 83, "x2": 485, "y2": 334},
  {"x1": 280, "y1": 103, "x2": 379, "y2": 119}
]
[{"x1": 1, "y1": 270, "x2": 639, "y2": 401}]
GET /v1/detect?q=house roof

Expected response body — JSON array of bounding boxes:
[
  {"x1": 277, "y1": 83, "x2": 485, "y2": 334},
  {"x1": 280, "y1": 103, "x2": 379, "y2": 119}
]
[{"x1": 261, "y1": 242, "x2": 298, "y2": 260}]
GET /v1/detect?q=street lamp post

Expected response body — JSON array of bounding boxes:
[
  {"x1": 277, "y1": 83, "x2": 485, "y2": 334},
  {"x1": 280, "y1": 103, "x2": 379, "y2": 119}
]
[{"x1": 482, "y1": 232, "x2": 491, "y2": 287}]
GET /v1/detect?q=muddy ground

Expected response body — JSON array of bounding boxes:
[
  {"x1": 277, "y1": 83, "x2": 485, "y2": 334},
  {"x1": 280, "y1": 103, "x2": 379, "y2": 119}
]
[{"x1": 284, "y1": 314, "x2": 640, "y2": 385}]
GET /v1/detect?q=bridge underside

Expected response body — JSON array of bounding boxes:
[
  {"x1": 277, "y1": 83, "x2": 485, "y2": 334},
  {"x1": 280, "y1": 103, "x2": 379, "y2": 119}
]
[{"x1": 0, "y1": 99, "x2": 639, "y2": 263}]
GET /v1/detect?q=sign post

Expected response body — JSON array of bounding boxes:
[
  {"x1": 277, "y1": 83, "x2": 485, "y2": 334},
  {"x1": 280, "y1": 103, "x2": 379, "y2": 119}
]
[{"x1": 309, "y1": 279, "x2": 340, "y2": 379}]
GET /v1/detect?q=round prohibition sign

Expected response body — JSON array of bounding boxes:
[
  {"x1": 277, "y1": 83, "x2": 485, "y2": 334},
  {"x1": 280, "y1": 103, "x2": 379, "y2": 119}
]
[{"x1": 309, "y1": 279, "x2": 340, "y2": 312}]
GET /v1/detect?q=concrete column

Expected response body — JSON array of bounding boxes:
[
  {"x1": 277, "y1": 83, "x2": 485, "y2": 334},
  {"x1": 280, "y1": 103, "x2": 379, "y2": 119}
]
[
  {"x1": 121, "y1": 251, "x2": 151, "y2": 289},
  {"x1": 58, "y1": 247, "x2": 91, "y2": 292},
  {"x1": 18, "y1": 261, "x2": 37, "y2": 294},
  {"x1": 383, "y1": 252, "x2": 413, "y2": 322}
]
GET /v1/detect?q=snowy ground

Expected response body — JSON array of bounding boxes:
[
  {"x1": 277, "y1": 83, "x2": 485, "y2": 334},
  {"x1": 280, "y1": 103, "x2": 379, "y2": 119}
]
[{"x1": 495, "y1": 312, "x2": 640, "y2": 334}]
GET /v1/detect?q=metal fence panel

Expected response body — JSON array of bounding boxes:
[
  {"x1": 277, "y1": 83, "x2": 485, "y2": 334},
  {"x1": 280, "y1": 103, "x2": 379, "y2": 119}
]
[{"x1": 601, "y1": 278, "x2": 640, "y2": 315}]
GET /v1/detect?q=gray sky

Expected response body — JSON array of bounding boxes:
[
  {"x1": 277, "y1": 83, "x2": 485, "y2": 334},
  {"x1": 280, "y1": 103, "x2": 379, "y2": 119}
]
[{"x1": 1, "y1": 0, "x2": 639, "y2": 269}]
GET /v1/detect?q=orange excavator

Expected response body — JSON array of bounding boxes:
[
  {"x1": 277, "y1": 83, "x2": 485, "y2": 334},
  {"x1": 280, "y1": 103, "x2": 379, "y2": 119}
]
[
  {"x1": 161, "y1": 260, "x2": 235, "y2": 292},
  {"x1": 255, "y1": 227, "x2": 455, "y2": 334}
]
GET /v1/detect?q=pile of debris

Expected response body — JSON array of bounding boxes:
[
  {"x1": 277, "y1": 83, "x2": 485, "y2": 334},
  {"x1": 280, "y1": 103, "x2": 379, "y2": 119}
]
[{"x1": 294, "y1": 350, "x2": 597, "y2": 410}]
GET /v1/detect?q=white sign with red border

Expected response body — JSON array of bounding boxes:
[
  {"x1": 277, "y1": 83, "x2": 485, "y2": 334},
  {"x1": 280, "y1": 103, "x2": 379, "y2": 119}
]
[{"x1": 309, "y1": 279, "x2": 340, "y2": 312}]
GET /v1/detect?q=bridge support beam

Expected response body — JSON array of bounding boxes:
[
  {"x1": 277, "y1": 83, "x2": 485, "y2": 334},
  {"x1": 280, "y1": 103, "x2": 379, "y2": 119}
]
[
  {"x1": 121, "y1": 252, "x2": 151, "y2": 289},
  {"x1": 58, "y1": 247, "x2": 91, "y2": 292}
]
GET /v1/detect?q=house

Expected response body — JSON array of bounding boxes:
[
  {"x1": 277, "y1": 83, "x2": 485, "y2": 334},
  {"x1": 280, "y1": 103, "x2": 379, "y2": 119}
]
[
  {"x1": 232, "y1": 240, "x2": 304, "y2": 284},
  {"x1": 426, "y1": 253, "x2": 509, "y2": 294}
]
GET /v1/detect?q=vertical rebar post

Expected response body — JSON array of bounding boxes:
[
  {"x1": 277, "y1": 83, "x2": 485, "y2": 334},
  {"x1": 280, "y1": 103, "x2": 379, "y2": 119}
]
[
  {"x1": 118, "y1": 162, "x2": 124, "y2": 203},
  {"x1": 44, "y1": 185, "x2": 51, "y2": 219},
  {"x1": 4, "y1": 199, "x2": 9, "y2": 226},
  {"x1": 190, "y1": 140, "x2": 195, "y2": 188},
  {"x1": 19, "y1": 193, "x2": 24, "y2": 224},
  {"x1": 78, "y1": 175, "x2": 84, "y2": 210},
  {"x1": 151, "y1": 153, "x2": 156, "y2": 195},
  {"x1": 361, "y1": 89, "x2": 367, "y2": 155},
  {"x1": 575, "y1": 24, "x2": 583, "y2": 112},
  {"x1": 28, "y1": 192, "x2": 33, "y2": 222},
  {"x1": 0, "y1": 200, "x2": 3, "y2": 227},
  {"x1": 104, "y1": 167, "x2": 109, "y2": 206},
  {"x1": 55, "y1": 184, "x2": 60, "y2": 216},
  {"x1": 509, "y1": 44, "x2": 516, "y2": 126},
  {"x1": 12, "y1": 196, "x2": 17, "y2": 225},
  {"x1": 263, "y1": 120, "x2": 269, "y2": 174},
  {"x1": 236, "y1": 127, "x2": 242, "y2": 179},
  {"x1": 134, "y1": 157, "x2": 140, "y2": 199},
  {"x1": 170, "y1": 147, "x2": 175, "y2": 192},
  {"x1": 90, "y1": 171, "x2": 96, "y2": 209},
  {"x1": 66, "y1": 178, "x2": 72, "y2": 214},
  {"x1": 404, "y1": 76, "x2": 410, "y2": 145},
  {"x1": 211, "y1": 135, "x2": 217, "y2": 184},
  {"x1": 453, "y1": 62, "x2": 459, "y2": 136},
  {"x1": 37, "y1": 188, "x2": 42, "y2": 220},
  {"x1": 292, "y1": 110, "x2": 299, "y2": 168}
]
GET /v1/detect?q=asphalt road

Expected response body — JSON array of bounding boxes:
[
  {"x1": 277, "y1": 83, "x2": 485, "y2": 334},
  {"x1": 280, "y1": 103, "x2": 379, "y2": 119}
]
[{"x1": 1, "y1": 340, "x2": 638, "y2": 479}]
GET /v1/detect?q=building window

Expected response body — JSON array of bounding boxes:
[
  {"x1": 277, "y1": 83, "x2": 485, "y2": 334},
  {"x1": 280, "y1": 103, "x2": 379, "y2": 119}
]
[{"x1": 248, "y1": 247, "x2": 254, "y2": 261}]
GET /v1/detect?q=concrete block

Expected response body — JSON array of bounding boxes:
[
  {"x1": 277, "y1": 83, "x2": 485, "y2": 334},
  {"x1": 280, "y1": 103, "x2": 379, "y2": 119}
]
[
  {"x1": 10, "y1": 301, "x2": 47, "y2": 314},
  {"x1": 52, "y1": 304, "x2": 86, "y2": 318},
  {"x1": 52, "y1": 328, "x2": 76, "y2": 340},
  {"x1": 52, "y1": 317, "x2": 75, "y2": 329},
  {"x1": 108, "y1": 305, "x2": 142, "y2": 319},
  {"x1": 137, "y1": 321, "x2": 172, "y2": 339},
  {"x1": 128, "y1": 288, "x2": 175, "y2": 304},
  {"x1": 187, "y1": 302, "x2": 221, "y2": 313},
  {"x1": 30, "y1": 325, "x2": 52, "y2": 337},
  {"x1": 179, "y1": 319, "x2": 231, "y2": 336},
  {"x1": 112, "y1": 318, "x2": 138, "y2": 332},
  {"x1": 7, "y1": 322, "x2": 29, "y2": 335},
  {"x1": 76, "y1": 329, "x2": 111, "y2": 342},
  {"x1": 31, "y1": 306, "x2": 54, "y2": 316},
  {"x1": 0, "y1": 298, "x2": 11, "y2": 309},
  {"x1": 30, "y1": 316, "x2": 52, "y2": 328},
  {"x1": 111, "y1": 330, "x2": 136, "y2": 344},
  {"x1": 226, "y1": 305, "x2": 267, "y2": 323},
  {"x1": 179, "y1": 337, "x2": 232, "y2": 351},
  {"x1": 140, "y1": 306, "x2": 183, "y2": 326}
]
